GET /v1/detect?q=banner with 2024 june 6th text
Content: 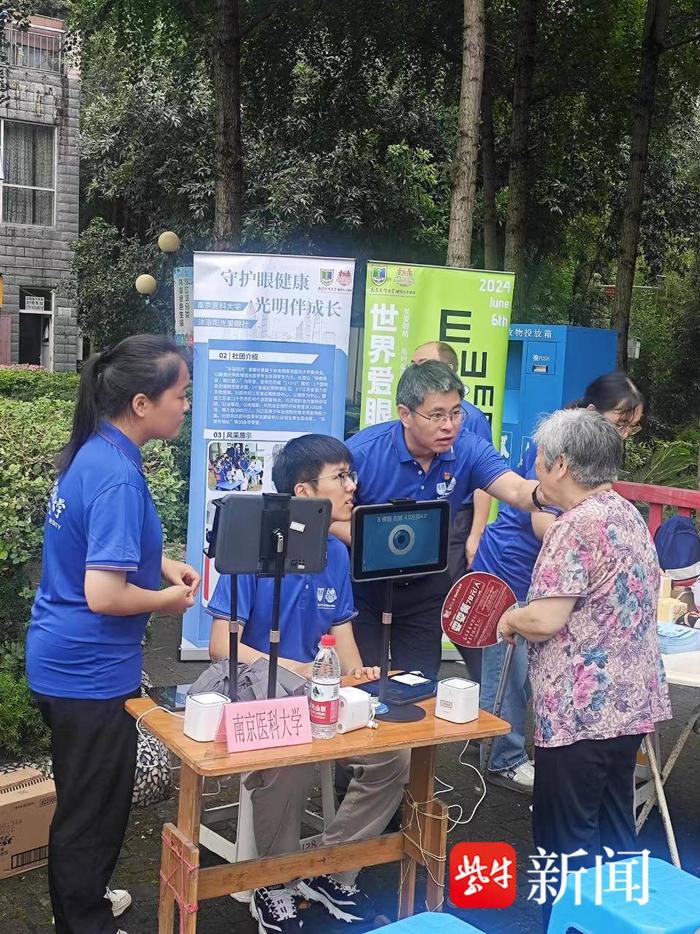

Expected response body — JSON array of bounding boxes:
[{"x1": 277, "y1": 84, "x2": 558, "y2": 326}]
[{"x1": 360, "y1": 262, "x2": 514, "y2": 449}]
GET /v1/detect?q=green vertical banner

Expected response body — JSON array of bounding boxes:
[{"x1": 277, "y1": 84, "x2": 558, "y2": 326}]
[{"x1": 360, "y1": 262, "x2": 514, "y2": 448}]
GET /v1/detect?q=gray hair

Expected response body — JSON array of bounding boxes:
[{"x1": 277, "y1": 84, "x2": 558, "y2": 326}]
[
  {"x1": 534, "y1": 408, "x2": 623, "y2": 488},
  {"x1": 396, "y1": 361, "x2": 464, "y2": 409}
]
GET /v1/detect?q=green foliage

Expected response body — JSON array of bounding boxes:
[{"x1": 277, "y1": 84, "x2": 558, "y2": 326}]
[
  {"x1": 72, "y1": 218, "x2": 169, "y2": 348},
  {"x1": 67, "y1": 0, "x2": 700, "y2": 431},
  {"x1": 621, "y1": 439, "x2": 698, "y2": 489},
  {"x1": 0, "y1": 367, "x2": 79, "y2": 402},
  {"x1": 142, "y1": 440, "x2": 188, "y2": 545},
  {"x1": 0, "y1": 663, "x2": 49, "y2": 758},
  {"x1": 0, "y1": 394, "x2": 188, "y2": 650},
  {"x1": 0, "y1": 397, "x2": 74, "y2": 571}
]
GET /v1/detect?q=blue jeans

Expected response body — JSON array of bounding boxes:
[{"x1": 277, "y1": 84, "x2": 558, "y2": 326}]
[{"x1": 479, "y1": 639, "x2": 530, "y2": 774}]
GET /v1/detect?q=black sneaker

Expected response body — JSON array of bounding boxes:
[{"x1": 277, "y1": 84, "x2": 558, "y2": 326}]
[
  {"x1": 250, "y1": 885, "x2": 303, "y2": 934},
  {"x1": 296, "y1": 875, "x2": 375, "y2": 923}
]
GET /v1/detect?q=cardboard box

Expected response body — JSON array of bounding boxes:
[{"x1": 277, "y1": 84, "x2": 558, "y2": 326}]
[{"x1": 0, "y1": 767, "x2": 56, "y2": 880}]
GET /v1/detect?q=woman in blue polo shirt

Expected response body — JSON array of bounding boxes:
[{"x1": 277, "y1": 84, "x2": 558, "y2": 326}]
[
  {"x1": 474, "y1": 372, "x2": 644, "y2": 795},
  {"x1": 26, "y1": 334, "x2": 200, "y2": 934}
]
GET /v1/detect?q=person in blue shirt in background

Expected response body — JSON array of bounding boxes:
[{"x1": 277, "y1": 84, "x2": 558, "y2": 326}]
[
  {"x1": 336, "y1": 361, "x2": 548, "y2": 680},
  {"x1": 472, "y1": 371, "x2": 645, "y2": 795},
  {"x1": 207, "y1": 434, "x2": 409, "y2": 934},
  {"x1": 26, "y1": 335, "x2": 200, "y2": 934}
]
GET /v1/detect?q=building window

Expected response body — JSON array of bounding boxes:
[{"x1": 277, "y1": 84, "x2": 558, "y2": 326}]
[{"x1": 0, "y1": 120, "x2": 56, "y2": 226}]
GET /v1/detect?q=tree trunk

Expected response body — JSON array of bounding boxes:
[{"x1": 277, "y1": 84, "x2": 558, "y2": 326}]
[
  {"x1": 211, "y1": 0, "x2": 243, "y2": 251},
  {"x1": 446, "y1": 0, "x2": 485, "y2": 268},
  {"x1": 504, "y1": 0, "x2": 538, "y2": 311},
  {"x1": 481, "y1": 47, "x2": 499, "y2": 270},
  {"x1": 611, "y1": 0, "x2": 671, "y2": 368}
]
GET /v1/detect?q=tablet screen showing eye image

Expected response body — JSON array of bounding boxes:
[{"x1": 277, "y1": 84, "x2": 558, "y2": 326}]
[{"x1": 351, "y1": 500, "x2": 449, "y2": 582}]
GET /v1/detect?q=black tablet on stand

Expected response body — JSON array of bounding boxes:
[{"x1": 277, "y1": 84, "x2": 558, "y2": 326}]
[
  {"x1": 350, "y1": 499, "x2": 450, "y2": 722},
  {"x1": 206, "y1": 493, "x2": 331, "y2": 701}
]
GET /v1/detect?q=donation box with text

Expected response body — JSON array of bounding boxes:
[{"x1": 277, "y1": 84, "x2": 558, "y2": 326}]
[{"x1": 501, "y1": 324, "x2": 617, "y2": 468}]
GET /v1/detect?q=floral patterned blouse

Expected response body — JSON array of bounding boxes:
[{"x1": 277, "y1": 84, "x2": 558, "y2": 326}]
[{"x1": 527, "y1": 490, "x2": 672, "y2": 748}]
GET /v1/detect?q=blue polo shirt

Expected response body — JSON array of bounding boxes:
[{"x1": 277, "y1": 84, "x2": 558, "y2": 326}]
[
  {"x1": 207, "y1": 535, "x2": 356, "y2": 663},
  {"x1": 26, "y1": 421, "x2": 163, "y2": 699},
  {"x1": 346, "y1": 419, "x2": 508, "y2": 513},
  {"x1": 472, "y1": 444, "x2": 542, "y2": 601},
  {"x1": 460, "y1": 400, "x2": 493, "y2": 506}
]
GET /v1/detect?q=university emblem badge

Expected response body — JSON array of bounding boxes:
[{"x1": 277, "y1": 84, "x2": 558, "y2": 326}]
[{"x1": 371, "y1": 266, "x2": 387, "y2": 286}]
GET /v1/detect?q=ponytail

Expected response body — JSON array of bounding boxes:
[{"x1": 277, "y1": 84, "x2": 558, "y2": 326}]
[{"x1": 56, "y1": 335, "x2": 188, "y2": 474}]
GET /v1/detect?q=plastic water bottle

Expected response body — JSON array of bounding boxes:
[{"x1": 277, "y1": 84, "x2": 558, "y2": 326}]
[{"x1": 309, "y1": 634, "x2": 341, "y2": 739}]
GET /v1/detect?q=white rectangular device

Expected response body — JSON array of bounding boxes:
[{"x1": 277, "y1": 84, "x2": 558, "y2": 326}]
[
  {"x1": 435, "y1": 677, "x2": 480, "y2": 724},
  {"x1": 337, "y1": 686, "x2": 372, "y2": 734},
  {"x1": 183, "y1": 692, "x2": 230, "y2": 742}
]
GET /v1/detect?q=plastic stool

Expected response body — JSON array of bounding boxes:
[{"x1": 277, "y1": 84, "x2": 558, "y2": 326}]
[
  {"x1": 547, "y1": 857, "x2": 700, "y2": 933},
  {"x1": 376, "y1": 913, "x2": 487, "y2": 933}
]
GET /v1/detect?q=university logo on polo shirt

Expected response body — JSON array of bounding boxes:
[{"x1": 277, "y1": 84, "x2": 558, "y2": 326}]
[
  {"x1": 436, "y1": 472, "x2": 456, "y2": 498},
  {"x1": 317, "y1": 587, "x2": 338, "y2": 609},
  {"x1": 48, "y1": 480, "x2": 67, "y2": 530}
]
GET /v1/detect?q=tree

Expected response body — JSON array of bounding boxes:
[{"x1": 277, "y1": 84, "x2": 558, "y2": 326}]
[
  {"x1": 211, "y1": 0, "x2": 243, "y2": 249},
  {"x1": 612, "y1": 0, "x2": 672, "y2": 367},
  {"x1": 503, "y1": 0, "x2": 538, "y2": 314},
  {"x1": 447, "y1": 0, "x2": 485, "y2": 267},
  {"x1": 480, "y1": 43, "x2": 499, "y2": 270}
]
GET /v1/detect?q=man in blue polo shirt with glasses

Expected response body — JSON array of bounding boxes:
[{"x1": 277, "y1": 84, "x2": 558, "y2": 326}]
[{"x1": 337, "y1": 361, "x2": 546, "y2": 681}]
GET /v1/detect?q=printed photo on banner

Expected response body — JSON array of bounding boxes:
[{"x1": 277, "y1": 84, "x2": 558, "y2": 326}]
[{"x1": 208, "y1": 441, "x2": 265, "y2": 492}]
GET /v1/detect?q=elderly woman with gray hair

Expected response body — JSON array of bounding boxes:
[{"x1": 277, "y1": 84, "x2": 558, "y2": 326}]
[{"x1": 498, "y1": 408, "x2": 671, "y2": 893}]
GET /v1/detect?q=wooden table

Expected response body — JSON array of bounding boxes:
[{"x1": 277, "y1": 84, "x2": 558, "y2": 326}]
[{"x1": 127, "y1": 694, "x2": 509, "y2": 933}]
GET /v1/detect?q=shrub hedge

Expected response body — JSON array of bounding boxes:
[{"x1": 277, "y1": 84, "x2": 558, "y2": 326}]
[
  {"x1": 0, "y1": 366, "x2": 80, "y2": 402},
  {"x1": 0, "y1": 376, "x2": 189, "y2": 758}
]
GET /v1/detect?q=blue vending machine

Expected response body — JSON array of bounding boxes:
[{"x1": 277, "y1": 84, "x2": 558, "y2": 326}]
[{"x1": 501, "y1": 324, "x2": 617, "y2": 468}]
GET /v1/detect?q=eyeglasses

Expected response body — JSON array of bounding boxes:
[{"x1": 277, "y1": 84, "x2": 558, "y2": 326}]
[
  {"x1": 410, "y1": 407, "x2": 466, "y2": 427},
  {"x1": 622, "y1": 423, "x2": 643, "y2": 437},
  {"x1": 310, "y1": 469, "x2": 358, "y2": 488},
  {"x1": 612, "y1": 419, "x2": 643, "y2": 437}
]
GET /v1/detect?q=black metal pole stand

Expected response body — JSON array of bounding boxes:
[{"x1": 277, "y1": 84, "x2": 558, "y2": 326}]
[
  {"x1": 267, "y1": 529, "x2": 286, "y2": 699},
  {"x1": 228, "y1": 573, "x2": 238, "y2": 703},
  {"x1": 378, "y1": 579, "x2": 393, "y2": 706}
]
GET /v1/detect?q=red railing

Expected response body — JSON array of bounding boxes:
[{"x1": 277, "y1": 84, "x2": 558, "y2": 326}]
[{"x1": 613, "y1": 481, "x2": 700, "y2": 537}]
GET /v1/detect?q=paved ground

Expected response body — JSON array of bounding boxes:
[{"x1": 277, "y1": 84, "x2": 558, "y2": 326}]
[{"x1": 2, "y1": 613, "x2": 699, "y2": 934}]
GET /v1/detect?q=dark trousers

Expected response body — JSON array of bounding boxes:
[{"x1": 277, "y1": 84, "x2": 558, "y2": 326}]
[
  {"x1": 33, "y1": 690, "x2": 140, "y2": 934},
  {"x1": 352, "y1": 571, "x2": 451, "y2": 681},
  {"x1": 533, "y1": 733, "x2": 643, "y2": 929}
]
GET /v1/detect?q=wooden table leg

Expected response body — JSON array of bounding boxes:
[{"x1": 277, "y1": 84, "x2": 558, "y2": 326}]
[
  {"x1": 424, "y1": 797, "x2": 448, "y2": 910},
  {"x1": 399, "y1": 745, "x2": 443, "y2": 917},
  {"x1": 178, "y1": 764, "x2": 204, "y2": 844},
  {"x1": 159, "y1": 825, "x2": 176, "y2": 934},
  {"x1": 160, "y1": 823, "x2": 200, "y2": 934},
  {"x1": 157, "y1": 764, "x2": 204, "y2": 933}
]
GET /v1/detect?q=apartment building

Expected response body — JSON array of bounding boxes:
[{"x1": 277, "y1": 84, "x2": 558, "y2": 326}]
[{"x1": 0, "y1": 15, "x2": 80, "y2": 370}]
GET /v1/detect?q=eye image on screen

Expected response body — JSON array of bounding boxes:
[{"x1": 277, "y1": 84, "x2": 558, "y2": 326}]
[{"x1": 361, "y1": 510, "x2": 442, "y2": 573}]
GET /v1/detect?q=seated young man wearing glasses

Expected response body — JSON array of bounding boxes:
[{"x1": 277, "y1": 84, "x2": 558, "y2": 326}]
[{"x1": 208, "y1": 434, "x2": 409, "y2": 934}]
